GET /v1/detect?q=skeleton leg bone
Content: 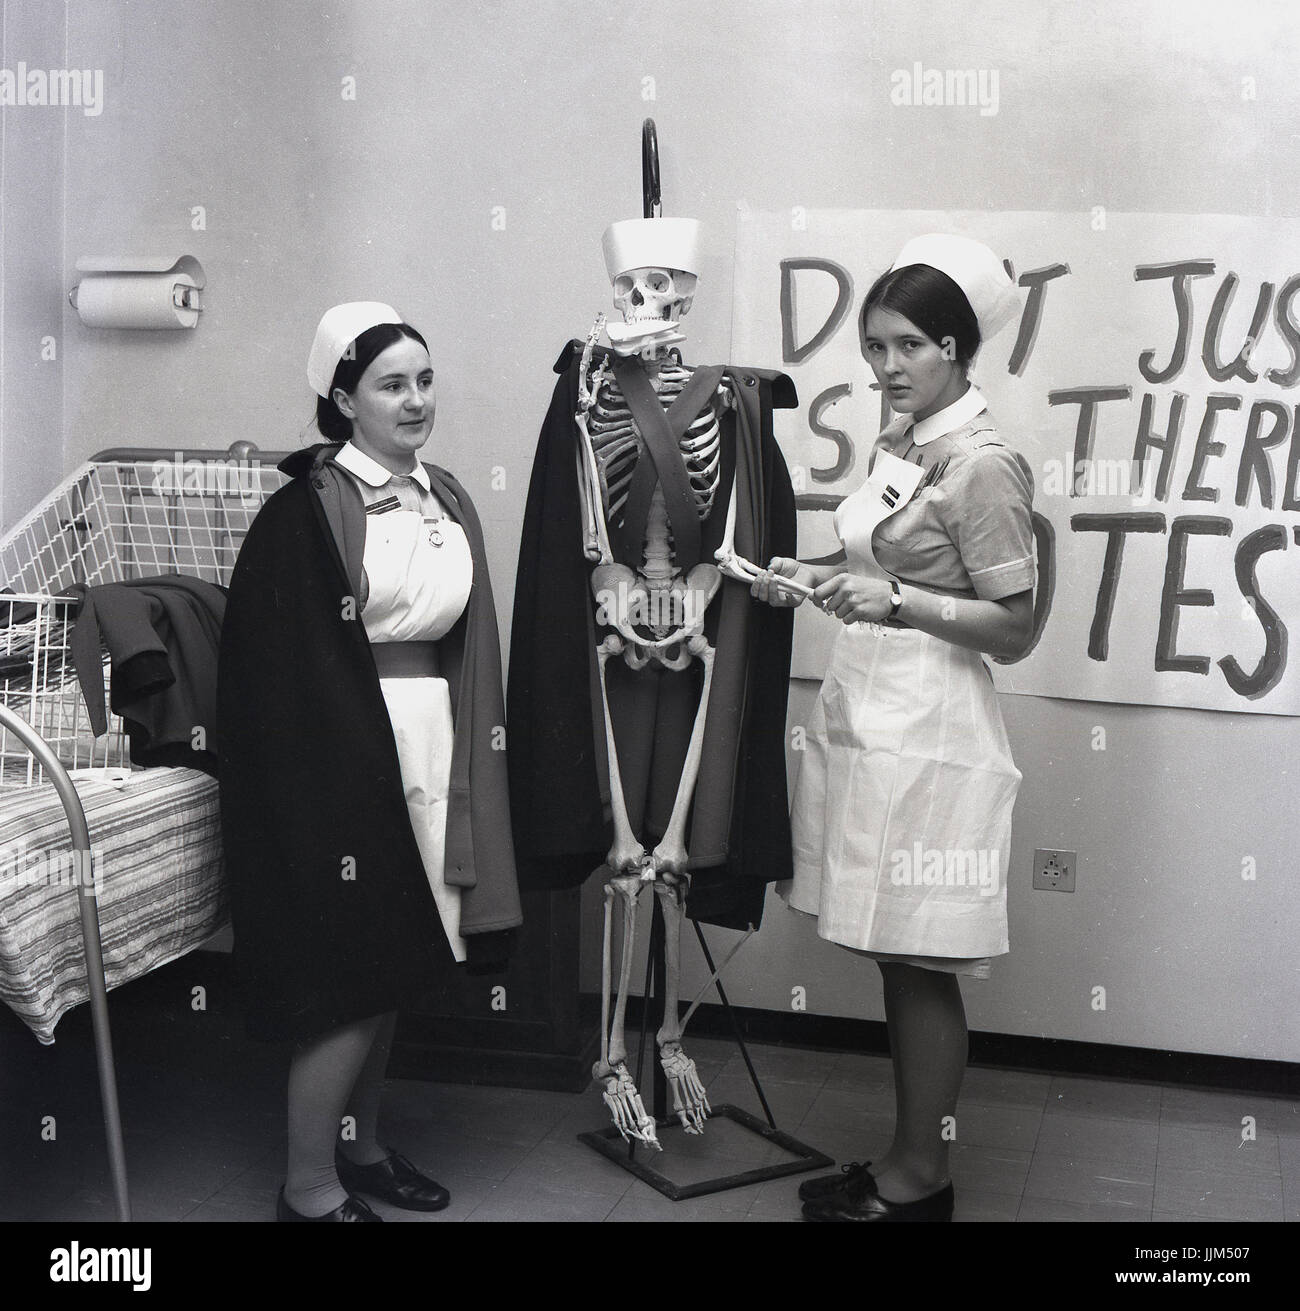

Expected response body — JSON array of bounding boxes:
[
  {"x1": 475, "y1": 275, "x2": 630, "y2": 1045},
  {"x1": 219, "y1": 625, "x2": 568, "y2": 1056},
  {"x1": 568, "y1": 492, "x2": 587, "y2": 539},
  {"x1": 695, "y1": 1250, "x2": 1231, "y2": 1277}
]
[
  {"x1": 635, "y1": 630, "x2": 719, "y2": 1134},
  {"x1": 590, "y1": 634, "x2": 660, "y2": 1148},
  {"x1": 649, "y1": 632, "x2": 716, "y2": 876},
  {"x1": 596, "y1": 881, "x2": 614, "y2": 1077},
  {"x1": 590, "y1": 873, "x2": 659, "y2": 1149},
  {"x1": 654, "y1": 876, "x2": 711, "y2": 1134},
  {"x1": 594, "y1": 634, "x2": 645, "y2": 874}
]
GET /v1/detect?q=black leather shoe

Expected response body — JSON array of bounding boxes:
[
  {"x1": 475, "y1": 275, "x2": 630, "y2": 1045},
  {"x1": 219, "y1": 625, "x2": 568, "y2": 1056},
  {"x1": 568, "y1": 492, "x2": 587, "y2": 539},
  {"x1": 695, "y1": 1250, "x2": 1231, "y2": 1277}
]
[
  {"x1": 803, "y1": 1180, "x2": 954, "y2": 1222},
  {"x1": 335, "y1": 1148, "x2": 451, "y2": 1212},
  {"x1": 276, "y1": 1187, "x2": 382, "y2": 1222},
  {"x1": 797, "y1": 1160, "x2": 877, "y2": 1202}
]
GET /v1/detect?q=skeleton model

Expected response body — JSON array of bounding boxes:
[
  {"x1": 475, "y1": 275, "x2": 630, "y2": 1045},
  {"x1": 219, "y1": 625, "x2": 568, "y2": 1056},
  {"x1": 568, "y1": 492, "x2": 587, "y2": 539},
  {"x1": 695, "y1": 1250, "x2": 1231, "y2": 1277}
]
[{"x1": 573, "y1": 217, "x2": 792, "y2": 1149}]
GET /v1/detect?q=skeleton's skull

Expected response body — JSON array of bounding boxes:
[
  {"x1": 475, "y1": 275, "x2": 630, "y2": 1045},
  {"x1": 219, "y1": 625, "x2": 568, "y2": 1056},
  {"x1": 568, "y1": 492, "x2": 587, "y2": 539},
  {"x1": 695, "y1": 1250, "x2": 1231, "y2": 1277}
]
[{"x1": 612, "y1": 267, "x2": 697, "y2": 325}]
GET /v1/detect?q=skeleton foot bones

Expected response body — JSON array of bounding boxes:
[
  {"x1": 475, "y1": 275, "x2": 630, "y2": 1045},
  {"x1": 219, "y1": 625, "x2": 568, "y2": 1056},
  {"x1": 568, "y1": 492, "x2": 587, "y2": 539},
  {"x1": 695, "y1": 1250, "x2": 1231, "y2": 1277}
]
[
  {"x1": 595, "y1": 1061, "x2": 658, "y2": 1148},
  {"x1": 590, "y1": 867, "x2": 714, "y2": 1149},
  {"x1": 660, "y1": 1042, "x2": 711, "y2": 1135}
]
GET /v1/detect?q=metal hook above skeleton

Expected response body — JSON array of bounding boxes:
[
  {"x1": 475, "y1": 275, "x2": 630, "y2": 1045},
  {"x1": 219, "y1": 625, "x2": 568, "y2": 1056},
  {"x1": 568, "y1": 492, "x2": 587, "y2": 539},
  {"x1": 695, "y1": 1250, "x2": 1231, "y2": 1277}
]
[{"x1": 505, "y1": 126, "x2": 801, "y2": 1154}]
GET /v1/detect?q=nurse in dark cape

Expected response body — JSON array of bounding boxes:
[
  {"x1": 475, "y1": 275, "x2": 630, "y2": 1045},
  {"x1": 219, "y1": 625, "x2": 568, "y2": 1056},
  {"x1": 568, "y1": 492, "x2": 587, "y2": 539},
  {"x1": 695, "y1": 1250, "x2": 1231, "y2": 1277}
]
[{"x1": 218, "y1": 302, "x2": 521, "y2": 1221}]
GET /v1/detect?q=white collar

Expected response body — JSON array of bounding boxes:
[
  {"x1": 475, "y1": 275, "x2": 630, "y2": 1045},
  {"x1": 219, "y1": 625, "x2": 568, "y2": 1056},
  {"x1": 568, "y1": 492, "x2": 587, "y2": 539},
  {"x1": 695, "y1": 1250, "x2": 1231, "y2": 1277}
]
[
  {"x1": 909, "y1": 383, "x2": 988, "y2": 446},
  {"x1": 335, "y1": 439, "x2": 430, "y2": 490}
]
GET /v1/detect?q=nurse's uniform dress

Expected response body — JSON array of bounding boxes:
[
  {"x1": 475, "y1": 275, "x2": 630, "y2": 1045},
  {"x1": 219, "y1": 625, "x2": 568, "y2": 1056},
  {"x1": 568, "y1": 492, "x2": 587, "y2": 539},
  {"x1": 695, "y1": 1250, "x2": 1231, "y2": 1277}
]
[
  {"x1": 335, "y1": 440, "x2": 474, "y2": 962},
  {"x1": 782, "y1": 385, "x2": 1035, "y2": 978}
]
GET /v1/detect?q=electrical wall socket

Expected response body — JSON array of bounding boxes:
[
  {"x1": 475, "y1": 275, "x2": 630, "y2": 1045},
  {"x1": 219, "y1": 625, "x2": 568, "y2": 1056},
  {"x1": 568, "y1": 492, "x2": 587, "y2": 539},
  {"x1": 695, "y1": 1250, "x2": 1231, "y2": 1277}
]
[{"x1": 1032, "y1": 848, "x2": 1076, "y2": 892}]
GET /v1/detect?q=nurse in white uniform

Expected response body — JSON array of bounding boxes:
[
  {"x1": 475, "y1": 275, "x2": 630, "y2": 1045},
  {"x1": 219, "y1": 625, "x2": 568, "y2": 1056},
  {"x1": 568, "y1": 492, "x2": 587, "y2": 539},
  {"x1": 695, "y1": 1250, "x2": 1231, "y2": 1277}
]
[
  {"x1": 333, "y1": 439, "x2": 474, "y2": 964},
  {"x1": 753, "y1": 235, "x2": 1035, "y2": 1222},
  {"x1": 276, "y1": 304, "x2": 471, "y2": 1222}
]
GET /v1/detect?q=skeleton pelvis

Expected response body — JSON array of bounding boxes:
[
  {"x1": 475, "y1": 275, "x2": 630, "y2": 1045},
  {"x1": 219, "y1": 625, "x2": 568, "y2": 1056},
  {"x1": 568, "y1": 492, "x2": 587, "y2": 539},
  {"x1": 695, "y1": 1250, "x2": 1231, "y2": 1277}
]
[{"x1": 592, "y1": 562, "x2": 720, "y2": 647}]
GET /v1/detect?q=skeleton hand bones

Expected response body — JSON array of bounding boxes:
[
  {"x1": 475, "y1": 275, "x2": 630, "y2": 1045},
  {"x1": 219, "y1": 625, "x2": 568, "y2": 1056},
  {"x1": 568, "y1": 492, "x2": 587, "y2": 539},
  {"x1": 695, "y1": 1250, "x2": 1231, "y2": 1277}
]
[
  {"x1": 742, "y1": 556, "x2": 900, "y2": 625},
  {"x1": 717, "y1": 549, "x2": 815, "y2": 601}
]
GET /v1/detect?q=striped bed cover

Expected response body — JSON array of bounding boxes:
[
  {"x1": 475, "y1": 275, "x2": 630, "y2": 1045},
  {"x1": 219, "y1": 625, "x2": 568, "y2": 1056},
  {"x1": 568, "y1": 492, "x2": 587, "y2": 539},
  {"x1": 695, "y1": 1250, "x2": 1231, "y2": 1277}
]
[{"x1": 0, "y1": 766, "x2": 227, "y2": 1044}]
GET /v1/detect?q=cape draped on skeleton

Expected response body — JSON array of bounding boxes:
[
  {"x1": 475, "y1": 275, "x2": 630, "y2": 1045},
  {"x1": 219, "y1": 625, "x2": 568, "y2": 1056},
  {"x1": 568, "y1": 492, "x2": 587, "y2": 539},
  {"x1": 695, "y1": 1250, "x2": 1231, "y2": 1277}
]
[{"x1": 507, "y1": 342, "x2": 798, "y2": 930}]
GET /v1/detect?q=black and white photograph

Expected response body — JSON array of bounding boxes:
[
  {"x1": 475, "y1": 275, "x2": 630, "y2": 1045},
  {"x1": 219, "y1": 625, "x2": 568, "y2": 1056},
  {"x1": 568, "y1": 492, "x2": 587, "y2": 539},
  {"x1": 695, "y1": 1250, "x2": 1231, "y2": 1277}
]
[{"x1": 0, "y1": 0, "x2": 1295, "y2": 1288}]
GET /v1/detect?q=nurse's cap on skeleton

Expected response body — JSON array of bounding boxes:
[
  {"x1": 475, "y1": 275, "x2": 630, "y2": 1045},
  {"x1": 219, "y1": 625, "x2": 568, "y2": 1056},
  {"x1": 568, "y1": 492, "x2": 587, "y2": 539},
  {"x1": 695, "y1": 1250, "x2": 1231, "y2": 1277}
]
[
  {"x1": 891, "y1": 234, "x2": 1020, "y2": 341},
  {"x1": 307, "y1": 301, "x2": 404, "y2": 398},
  {"x1": 601, "y1": 216, "x2": 701, "y2": 279}
]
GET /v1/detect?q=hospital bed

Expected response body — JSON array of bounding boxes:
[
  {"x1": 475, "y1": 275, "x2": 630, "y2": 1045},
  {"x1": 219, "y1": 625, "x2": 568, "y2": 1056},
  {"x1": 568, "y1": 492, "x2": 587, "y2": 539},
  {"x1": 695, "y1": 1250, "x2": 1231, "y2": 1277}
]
[{"x1": 0, "y1": 445, "x2": 287, "y2": 1220}]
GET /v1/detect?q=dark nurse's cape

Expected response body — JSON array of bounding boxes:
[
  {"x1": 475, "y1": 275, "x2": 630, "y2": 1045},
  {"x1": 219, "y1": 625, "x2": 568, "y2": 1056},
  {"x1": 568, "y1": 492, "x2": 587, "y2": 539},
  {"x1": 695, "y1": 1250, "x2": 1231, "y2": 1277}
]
[
  {"x1": 507, "y1": 343, "x2": 798, "y2": 930},
  {"x1": 217, "y1": 444, "x2": 521, "y2": 1042}
]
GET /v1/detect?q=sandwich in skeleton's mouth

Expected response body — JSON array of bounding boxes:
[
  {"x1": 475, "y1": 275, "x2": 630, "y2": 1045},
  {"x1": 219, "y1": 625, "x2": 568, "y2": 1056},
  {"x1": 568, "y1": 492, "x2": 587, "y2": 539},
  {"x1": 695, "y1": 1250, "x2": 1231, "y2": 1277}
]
[{"x1": 605, "y1": 319, "x2": 686, "y2": 354}]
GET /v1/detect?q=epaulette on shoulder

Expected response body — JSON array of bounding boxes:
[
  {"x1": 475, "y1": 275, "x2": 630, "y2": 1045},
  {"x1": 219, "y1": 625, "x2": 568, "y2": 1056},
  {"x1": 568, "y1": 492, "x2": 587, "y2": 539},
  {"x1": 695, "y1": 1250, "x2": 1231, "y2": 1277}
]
[
  {"x1": 965, "y1": 432, "x2": 1009, "y2": 453},
  {"x1": 724, "y1": 364, "x2": 798, "y2": 409},
  {"x1": 278, "y1": 441, "x2": 341, "y2": 479}
]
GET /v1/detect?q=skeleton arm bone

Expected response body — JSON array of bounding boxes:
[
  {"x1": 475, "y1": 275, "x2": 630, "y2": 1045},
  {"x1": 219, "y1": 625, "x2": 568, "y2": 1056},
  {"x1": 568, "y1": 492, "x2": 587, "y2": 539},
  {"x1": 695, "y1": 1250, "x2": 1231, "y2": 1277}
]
[
  {"x1": 575, "y1": 324, "x2": 615, "y2": 565},
  {"x1": 575, "y1": 437, "x2": 612, "y2": 565},
  {"x1": 710, "y1": 454, "x2": 812, "y2": 598},
  {"x1": 577, "y1": 315, "x2": 607, "y2": 413}
]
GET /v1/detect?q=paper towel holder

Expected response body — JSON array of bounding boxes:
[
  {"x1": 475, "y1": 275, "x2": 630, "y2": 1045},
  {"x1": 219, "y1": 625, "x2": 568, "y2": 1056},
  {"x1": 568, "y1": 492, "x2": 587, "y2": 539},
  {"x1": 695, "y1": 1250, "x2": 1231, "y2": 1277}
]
[{"x1": 68, "y1": 255, "x2": 205, "y2": 328}]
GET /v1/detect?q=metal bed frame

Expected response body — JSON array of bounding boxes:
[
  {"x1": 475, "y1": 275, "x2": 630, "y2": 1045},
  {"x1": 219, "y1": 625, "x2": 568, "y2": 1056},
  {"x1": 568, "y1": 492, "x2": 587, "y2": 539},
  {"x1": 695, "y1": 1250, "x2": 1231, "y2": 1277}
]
[{"x1": 0, "y1": 442, "x2": 289, "y2": 1222}]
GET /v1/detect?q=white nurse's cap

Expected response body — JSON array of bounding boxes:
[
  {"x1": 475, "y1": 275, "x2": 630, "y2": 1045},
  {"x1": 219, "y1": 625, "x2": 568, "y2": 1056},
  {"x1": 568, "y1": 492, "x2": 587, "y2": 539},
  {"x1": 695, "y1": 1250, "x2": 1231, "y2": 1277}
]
[
  {"x1": 602, "y1": 217, "x2": 701, "y2": 281},
  {"x1": 307, "y1": 301, "x2": 403, "y2": 398},
  {"x1": 890, "y1": 234, "x2": 1020, "y2": 341}
]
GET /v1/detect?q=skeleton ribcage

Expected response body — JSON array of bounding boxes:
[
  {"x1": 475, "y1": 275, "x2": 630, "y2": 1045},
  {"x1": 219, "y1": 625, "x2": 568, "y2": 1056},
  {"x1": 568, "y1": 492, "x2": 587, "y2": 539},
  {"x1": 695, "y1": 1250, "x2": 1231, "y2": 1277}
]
[{"x1": 587, "y1": 364, "x2": 724, "y2": 531}]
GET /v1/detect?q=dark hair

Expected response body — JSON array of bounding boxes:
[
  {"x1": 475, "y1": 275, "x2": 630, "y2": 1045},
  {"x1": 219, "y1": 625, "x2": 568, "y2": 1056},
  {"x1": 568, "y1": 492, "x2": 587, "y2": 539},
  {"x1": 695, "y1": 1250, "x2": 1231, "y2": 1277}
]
[
  {"x1": 315, "y1": 322, "x2": 430, "y2": 442},
  {"x1": 860, "y1": 264, "x2": 980, "y2": 368}
]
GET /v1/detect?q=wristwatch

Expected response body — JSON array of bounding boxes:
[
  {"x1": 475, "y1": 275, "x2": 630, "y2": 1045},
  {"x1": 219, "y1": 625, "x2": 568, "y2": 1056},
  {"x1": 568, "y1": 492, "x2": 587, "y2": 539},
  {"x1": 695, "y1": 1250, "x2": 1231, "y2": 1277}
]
[{"x1": 887, "y1": 578, "x2": 904, "y2": 619}]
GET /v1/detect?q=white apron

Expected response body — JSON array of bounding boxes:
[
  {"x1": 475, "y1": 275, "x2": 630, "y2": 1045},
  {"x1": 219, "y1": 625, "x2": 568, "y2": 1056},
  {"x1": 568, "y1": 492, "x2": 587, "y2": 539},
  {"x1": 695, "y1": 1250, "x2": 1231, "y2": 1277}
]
[
  {"x1": 361, "y1": 504, "x2": 474, "y2": 962},
  {"x1": 780, "y1": 451, "x2": 1020, "y2": 968}
]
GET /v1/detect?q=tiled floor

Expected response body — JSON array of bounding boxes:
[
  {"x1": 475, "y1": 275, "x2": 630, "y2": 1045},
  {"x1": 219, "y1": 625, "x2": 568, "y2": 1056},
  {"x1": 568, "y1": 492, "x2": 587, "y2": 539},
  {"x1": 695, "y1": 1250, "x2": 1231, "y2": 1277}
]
[{"x1": 3, "y1": 999, "x2": 1297, "y2": 1223}]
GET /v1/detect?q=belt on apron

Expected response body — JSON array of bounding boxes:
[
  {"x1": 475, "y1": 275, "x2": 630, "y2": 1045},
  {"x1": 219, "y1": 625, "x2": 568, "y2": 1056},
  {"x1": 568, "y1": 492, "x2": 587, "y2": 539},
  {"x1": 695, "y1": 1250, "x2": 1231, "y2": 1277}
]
[
  {"x1": 843, "y1": 614, "x2": 912, "y2": 632},
  {"x1": 371, "y1": 640, "x2": 441, "y2": 678}
]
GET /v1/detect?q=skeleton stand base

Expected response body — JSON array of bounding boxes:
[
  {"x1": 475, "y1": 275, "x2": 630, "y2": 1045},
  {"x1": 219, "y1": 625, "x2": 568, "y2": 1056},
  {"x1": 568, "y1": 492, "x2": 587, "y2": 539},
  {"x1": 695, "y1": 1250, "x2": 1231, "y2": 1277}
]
[{"x1": 578, "y1": 894, "x2": 833, "y2": 1201}]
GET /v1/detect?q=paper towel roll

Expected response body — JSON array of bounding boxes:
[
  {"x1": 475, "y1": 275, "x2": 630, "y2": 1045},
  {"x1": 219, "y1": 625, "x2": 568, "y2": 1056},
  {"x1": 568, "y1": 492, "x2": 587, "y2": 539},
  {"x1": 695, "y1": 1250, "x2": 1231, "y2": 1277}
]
[{"x1": 73, "y1": 272, "x2": 201, "y2": 329}]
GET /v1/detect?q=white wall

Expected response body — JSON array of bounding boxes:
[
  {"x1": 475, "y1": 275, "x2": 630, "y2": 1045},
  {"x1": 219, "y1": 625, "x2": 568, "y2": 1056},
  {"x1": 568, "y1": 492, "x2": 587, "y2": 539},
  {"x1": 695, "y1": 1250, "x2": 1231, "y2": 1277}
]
[
  {"x1": 0, "y1": 0, "x2": 65, "y2": 526},
  {"x1": 7, "y1": 0, "x2": 1296, "y2": 1060}
]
